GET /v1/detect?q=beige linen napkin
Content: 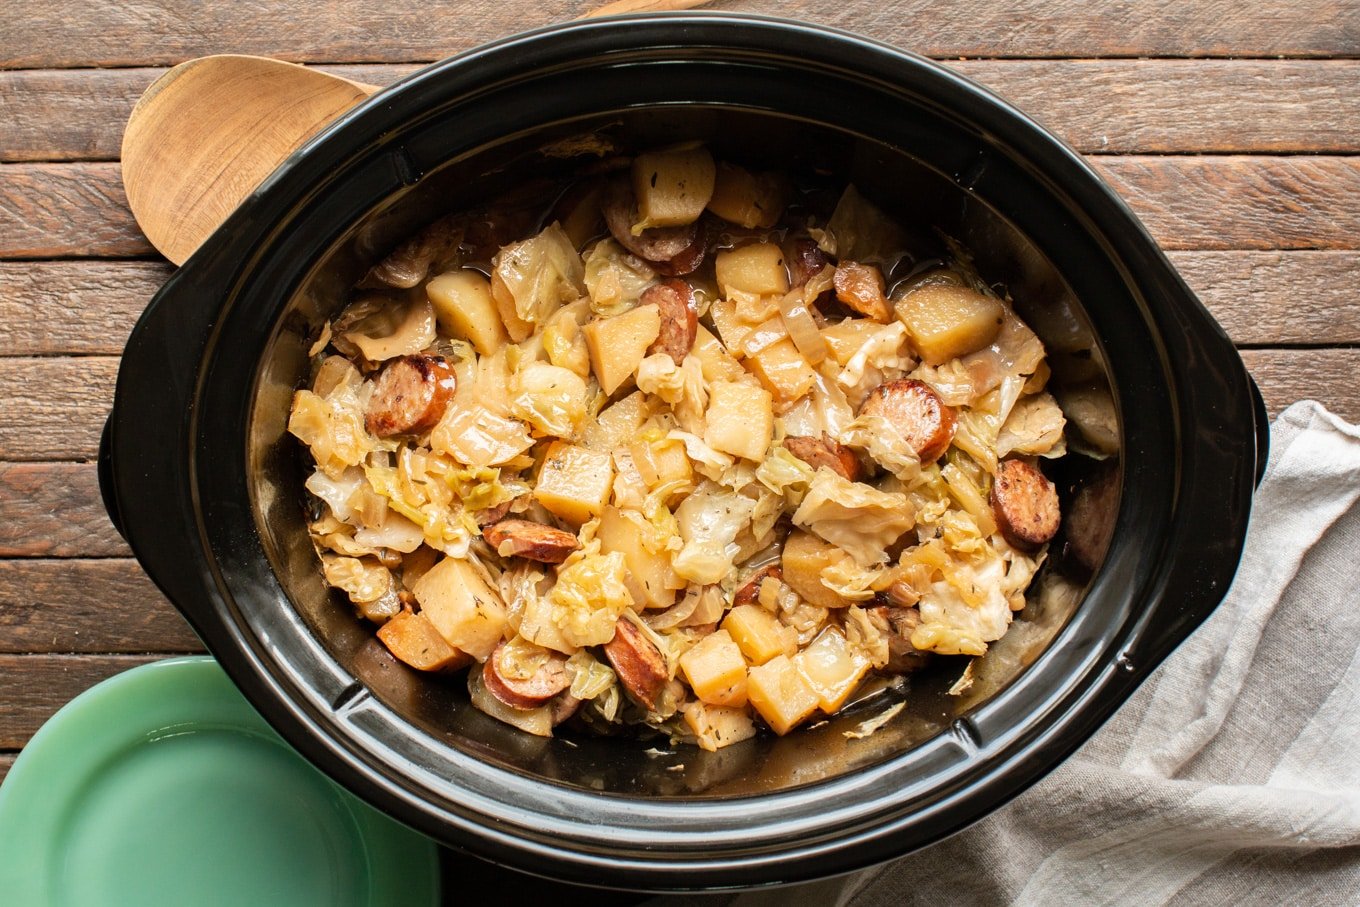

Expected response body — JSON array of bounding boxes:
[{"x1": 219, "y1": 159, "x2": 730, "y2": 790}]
[{"x1": 656, "y1": 400, "x2": 1360, "y2": 906}]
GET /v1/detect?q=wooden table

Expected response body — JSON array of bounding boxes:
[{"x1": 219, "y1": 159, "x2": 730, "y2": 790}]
[{"x1": 1, "y1": 0, "x2": 1357, "y2": 879}]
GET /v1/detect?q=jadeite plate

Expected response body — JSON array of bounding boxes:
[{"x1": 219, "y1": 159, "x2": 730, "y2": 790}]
[{"x1": 0, "y1": 656, "x2": 439, "y2": 907}]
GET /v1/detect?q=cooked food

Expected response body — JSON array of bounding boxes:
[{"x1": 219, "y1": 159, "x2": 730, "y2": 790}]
[{"x1": 288, "y1": 142, "x2": 1069, "y2": 750}]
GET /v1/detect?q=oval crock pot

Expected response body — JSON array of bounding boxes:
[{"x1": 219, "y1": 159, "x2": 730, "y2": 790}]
[{"x1": 99, "y1": 12, "x2": 1268, "y2": 891}]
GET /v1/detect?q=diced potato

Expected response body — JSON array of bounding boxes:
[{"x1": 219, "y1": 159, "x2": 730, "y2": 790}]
[
  {"x1": 793, "y1": 627, "x2": 871, "y2": 713},
  {"x1": 706, "y1": 162, "x2": 787, "y2": 229},
  {"x1": 780, "y1": 530, "x2": 850, "y2": 609},
  {"x1": 746, "y1": 654, "x2": 820, "y2": 735},
  {"x1": 704, "y1": 380, "x2": 774, "y2": 461},
  {"x1": 895, "y1": 284, "x2": 1005, "y2": 365},
  {"x1": 745, "y1": 337, "x2": 816, "y2": 404},
  {"x1": 412, "y1": 556, "x2": 507, "y2": 661},
  {"x1": 376, "y1": 609, "x2": 471, "y2": 672},
  {"x1": 597, "y1": 505, "x2": 683, "y2": 609},
  {"x1": 716, "y1": 242, "x2": 789, "y2": 300},
  {"x1": 542, "y1": 305, "x2": 591, "y2": 378},
  {"x1": 426, "y1": 269, "x2": 508, "y2": 356},
  {"x1": 723, "y1": 603, "x2": 796, "y2": 666},
  {"x1": 691, "y1": 324, "x2": 748, "y2": 382},
  {"x1": 582, "y1": 391, "x2": 655, "y2": 452},
  {"x1": 820, "y1": 317, "x2": 882, "y2": 367},
  {"x1": 489, "y1": 269, "x2": 535, "y2": 343},
  {"x1": 632, "y1": 146, "x2": 716, "y2": 230},
  {"x1": 679, "y1": 629, "x2": 748, "y2": 707},
  {"x1": 682, "y1": 701, "x2": 757, "y2": 752},
  {"x1": 534, "y1": 441, "x2": 615, "y2": 525},
  {"x1": 516, "y1": 581, "x2": 578, "y2": 655},
  {"x1": 583, "y1": 303, "x2": 661, "y2": 395},
  {"x1": 629, "y1": 438, "x2": 693, "y2": 492},
  {"x1": 708, "y1": 299, "x2": 754, "y2": 354}
]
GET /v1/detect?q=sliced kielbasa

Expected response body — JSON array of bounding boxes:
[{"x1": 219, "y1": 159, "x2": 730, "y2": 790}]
[
  {"x1": 602, "y1": 618, "x2": 668, "y2": 710},
  {"x1": 643, "y1": 278, "x2": 698, "y2": 365},
  {"x1": 788, "y1": 237, "x2": 828, "y2": 288},
  {"x1": 602, "y1": 178, "x2": 705, "y2": 274},
  {"x1": 482, "y1": 641, "x2": 572, "y2": 710},
  {"x1": 482, "y1": 519, "x2": 580, "y2": 564},
  {"x1": 782, "y1": 434, "x2": 862, "y2": 482},
  {"x1": 364, "y1": 354, "x2": 456, "y2": 438},
  {"x1": 991, "y1": 457, "x2": 1061, "y2": 549},
  {"x1": 858, "y1": 378, "x2": 957, "y2": 464}
]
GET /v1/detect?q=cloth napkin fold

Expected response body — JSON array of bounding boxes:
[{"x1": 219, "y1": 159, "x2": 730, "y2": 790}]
[{"x1": 656, "y1": 400, "x2": 1360, "y2": 906}]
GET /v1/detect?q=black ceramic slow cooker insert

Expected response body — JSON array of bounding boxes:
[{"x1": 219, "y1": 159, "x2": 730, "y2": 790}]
[{"x1": 100, "y1": 13, "x2": 1267, "y2": 891}]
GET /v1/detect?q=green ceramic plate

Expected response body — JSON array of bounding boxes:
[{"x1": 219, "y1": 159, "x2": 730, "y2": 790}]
[{"x1": 0, "y1": 656, "x2": 439, "y2": 907}]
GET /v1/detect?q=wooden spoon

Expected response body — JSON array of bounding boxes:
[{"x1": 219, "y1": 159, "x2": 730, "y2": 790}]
[{"x1": 121, "y1": 0, "x2": 709, "y2": 265}]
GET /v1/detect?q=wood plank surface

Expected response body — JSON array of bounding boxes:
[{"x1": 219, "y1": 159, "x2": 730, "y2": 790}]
[
  {"x1": 3, "y1": 0, "x2": 1358, "y2": 68},
  {"x1": 0, "y1": 654, "x2": 160, "y2": 748},
  {"x1": 0, "y1": 262, "x2": 170, "y2": 356},
  {"x1": 0, "y1": 754, "x2": 12, "y2": 786},
  {"x1": 0, "y1": 463, "x2": 128, "y2": 558},
  {"x1": 0, "y1": 357, "x2": 117, "y2": 461},
  {"x1": 1240, "y1": 349, "x2": 1360, "y2": 420},
  {"x1": 4, "y1": 158, "x2": 1358, "y2": 261},
  {"x1": 5, "y1": 60, "x2": 1359, "y2": 163},
  {"x1": 0, "y1": 559, "x2": 200, "y2": 654}
]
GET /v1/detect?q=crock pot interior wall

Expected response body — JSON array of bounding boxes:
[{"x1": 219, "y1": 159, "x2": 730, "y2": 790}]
[{"x1": 250, "y1": 106, "x2": 1120, "y2": 797}]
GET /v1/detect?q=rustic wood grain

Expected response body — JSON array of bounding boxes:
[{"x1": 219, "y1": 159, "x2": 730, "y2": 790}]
[
  {"x1": 0, "y1": 357, "x2": 117, "y2": 461},
  {"x1": 1094, "y1": 157, "x2": 1360, "y2": 251},
  {"x1": 0, "y1": 654, "x2": 160, "y2": 748},
  {"x1": 6, "y1": 60, "x2": 1360, "y2": 163},
  {"x1": 0, "y1": 164, "x2": 152, "y2": 258},
  {"x1": 1168, "y1": 251, "x2": 1360, "y2": 345},
  {"x1": 3, "y1": 0, "x2": 1358, "y2": 68},
  {"x1": 1240, "y1": 349, "x2": 1360, "y2": 421},
  {"x1": 0, "y1": 559, "x2": 201, "y2": 654},
  {"x1": 0, "y1": 462, "x2": 128, "y2": 558},
  {"x1": 3, "y1": 158, "x2": 1357, "y2": 261},
  {"x1": 0, "y1": 262, "x2": 170, "y2": 355},
  {"x1": 0, "y1": 753, "x2": 12, "y2": 786}
]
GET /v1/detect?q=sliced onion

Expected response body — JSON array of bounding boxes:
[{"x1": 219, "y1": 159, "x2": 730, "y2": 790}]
[
  {"x1": 777, "y1": 289, "x2": 829, "y2": 365},
  {"x1": 740, "y1": 315, "x2": 788, "y2": 357},
  {"x1": 644, "y1": 586, "x2": 702, "y2": 630}
]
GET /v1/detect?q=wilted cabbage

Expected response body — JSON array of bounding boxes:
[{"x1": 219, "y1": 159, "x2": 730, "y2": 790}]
[
  {"x1": 431, "y1": 403, "x2": 535, "y2": 468},
  {"x1": 493, "y1": 222, "x2": 585, "y2": 330},
  {"x1": 672, "y1": 481, "x2": 758, "y2": 584},
  {"x1": 666, "y1": 430, "x2": 734, "y2": 481},
  {"x1": 825, "y1": 184, "x2": 910, "y2": 265},
  {"x1": 780, "y1": 370, "x2": 856, "y2": 442},
  {"x1": 512, "y1": 361, "x2": 590, "y2": 439},
  {"x1": 583, "y1": 238, "x2": 657, "y2": 316},
  {"x1": 755, "y1": 445, "x2": 817, "y2": 507},
  {"x1": 841, "y1": 413, "x2": 924, "y2": 485},
  {"x1": 836, "y1": 321, "x2": 913, "y2": 405},
  {"x1": 792, "y1": 469, "x2": 916, "y2": 566},
  {"x1": 332, "y1": 294, "x2": 437, "y2": 363},
  {"x1": 911, "y1": 557, "x2": 1012, "y2": 657},
  {"x1": 637, "y1": 354, "x2": 707, "y2": 434},
  {"x1": 998, "y1": 392, "x2": 1068, "y2": 458},
  {"x1": 550, "y1": 550, "x2": 634, "y2": 647},
  {"x1": 322, "y1": 554, "x2": 393, "y2": 605}
]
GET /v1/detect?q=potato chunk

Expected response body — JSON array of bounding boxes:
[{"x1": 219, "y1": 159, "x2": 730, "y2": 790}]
[
  {"x1": 632, "y1": 146, "x2": 716, "y2": 230},
  {"x1": 745, "y1": 337, "x2": 816, "y2": 404},
  {"x1": 722, "y1": 603, "x2": 796, "y2": 666},
  {"x1": 534, "y1": 441, "x2": 615, "y2": 524},
  {"x1": 691, "y1": 324, "x2": 747, "y2": 382},
  {"x1": 895, "y1": 284, "x2": 1005, "y2": 365},
  {"x1": 582, "y1": 390, "x2": 654, "y2": 453},
  {"x1": 706, "y1": 162, "x2": 786, "y2": 229},
  {"x1": 820, "y1": 318, "x2": 882, "y2": 367},
  {"x1": 425, "y1": 269, "x2": 508, "y2": 356},
  {"x1": 583, "y1": 303, "x2": 662, "y2": 395},
  {"x1": 376, "y1": 609, "x2": 471, "y2": 672},
  {"x1": 679, "y1": 629, "x2": 748, "y2": 707},
  {"x1": 746, "y1": 654, "x2": 820, "y2": 735},
  {"x1": 629, "y1": 437, "x2": 693, "y2": 492},
  {"x1": 704, "y1": 380, "x2": 774, "y2": 461},
  {"x1": 793, "y1": 626, "x2": 871, "y2": 712},
  {"x1": 412, "y1": 556, "x2": 507, "y2": 661},
  {"x1": 780, "y1": 530, "x2": 850, "y2": 609},
  {"x1": 597, "y1": 505, "x2": 683, "y2": 609},
  {"x1": 682, "y1": 701, "x2": 757, "y2": 752},
  {"x1": 716, "y1": 242, "x2": 789, "y2": 300}
]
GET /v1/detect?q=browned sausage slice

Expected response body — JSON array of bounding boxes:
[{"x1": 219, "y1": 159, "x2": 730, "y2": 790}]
[
  {"x1": 782, "y1": 435, "x2": 862, "y2": 482},
  {"x1": 732, "y1": 564, "x2": 782, "y2": 608},
  {"x1": 602, "y1": 178, "x2": 703, "y2": 267},
  {"x1": 473, "y1": 499, "x2": 513, "y2": 529},
  {"x1": 991, "y1": 457, "x2": 1061, "y2": 549},
  {"x1": 643, "y1": 278, "x2": 698, "y2": 365},
  {"x1": 858, "y1": 378, "x2": 957, "y2": 464},
  {"x1": 788, "y1": 238, "x2": 828, "y2": 288},
  {"x1": 602, "y1": 618, "x2": 668, "y2": 710},
  {"x1": 832, "y1": 261, "x2": 892, "y2": 323},
  {"x1": 364, "y1": 354, "x2": 456, "y2": 438},
  {"x1": 482, "y1": 641, "x2": 572, "y2": 710},
  {"x1": 651, "y1": 228, "x2": 707, "y2": 277},
  {"x1": 868, "y1": 605, "x2": 932, "y2": 674},
  {"x1": 482, "y1": 519, "x2": 580, "y2": 564}
]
